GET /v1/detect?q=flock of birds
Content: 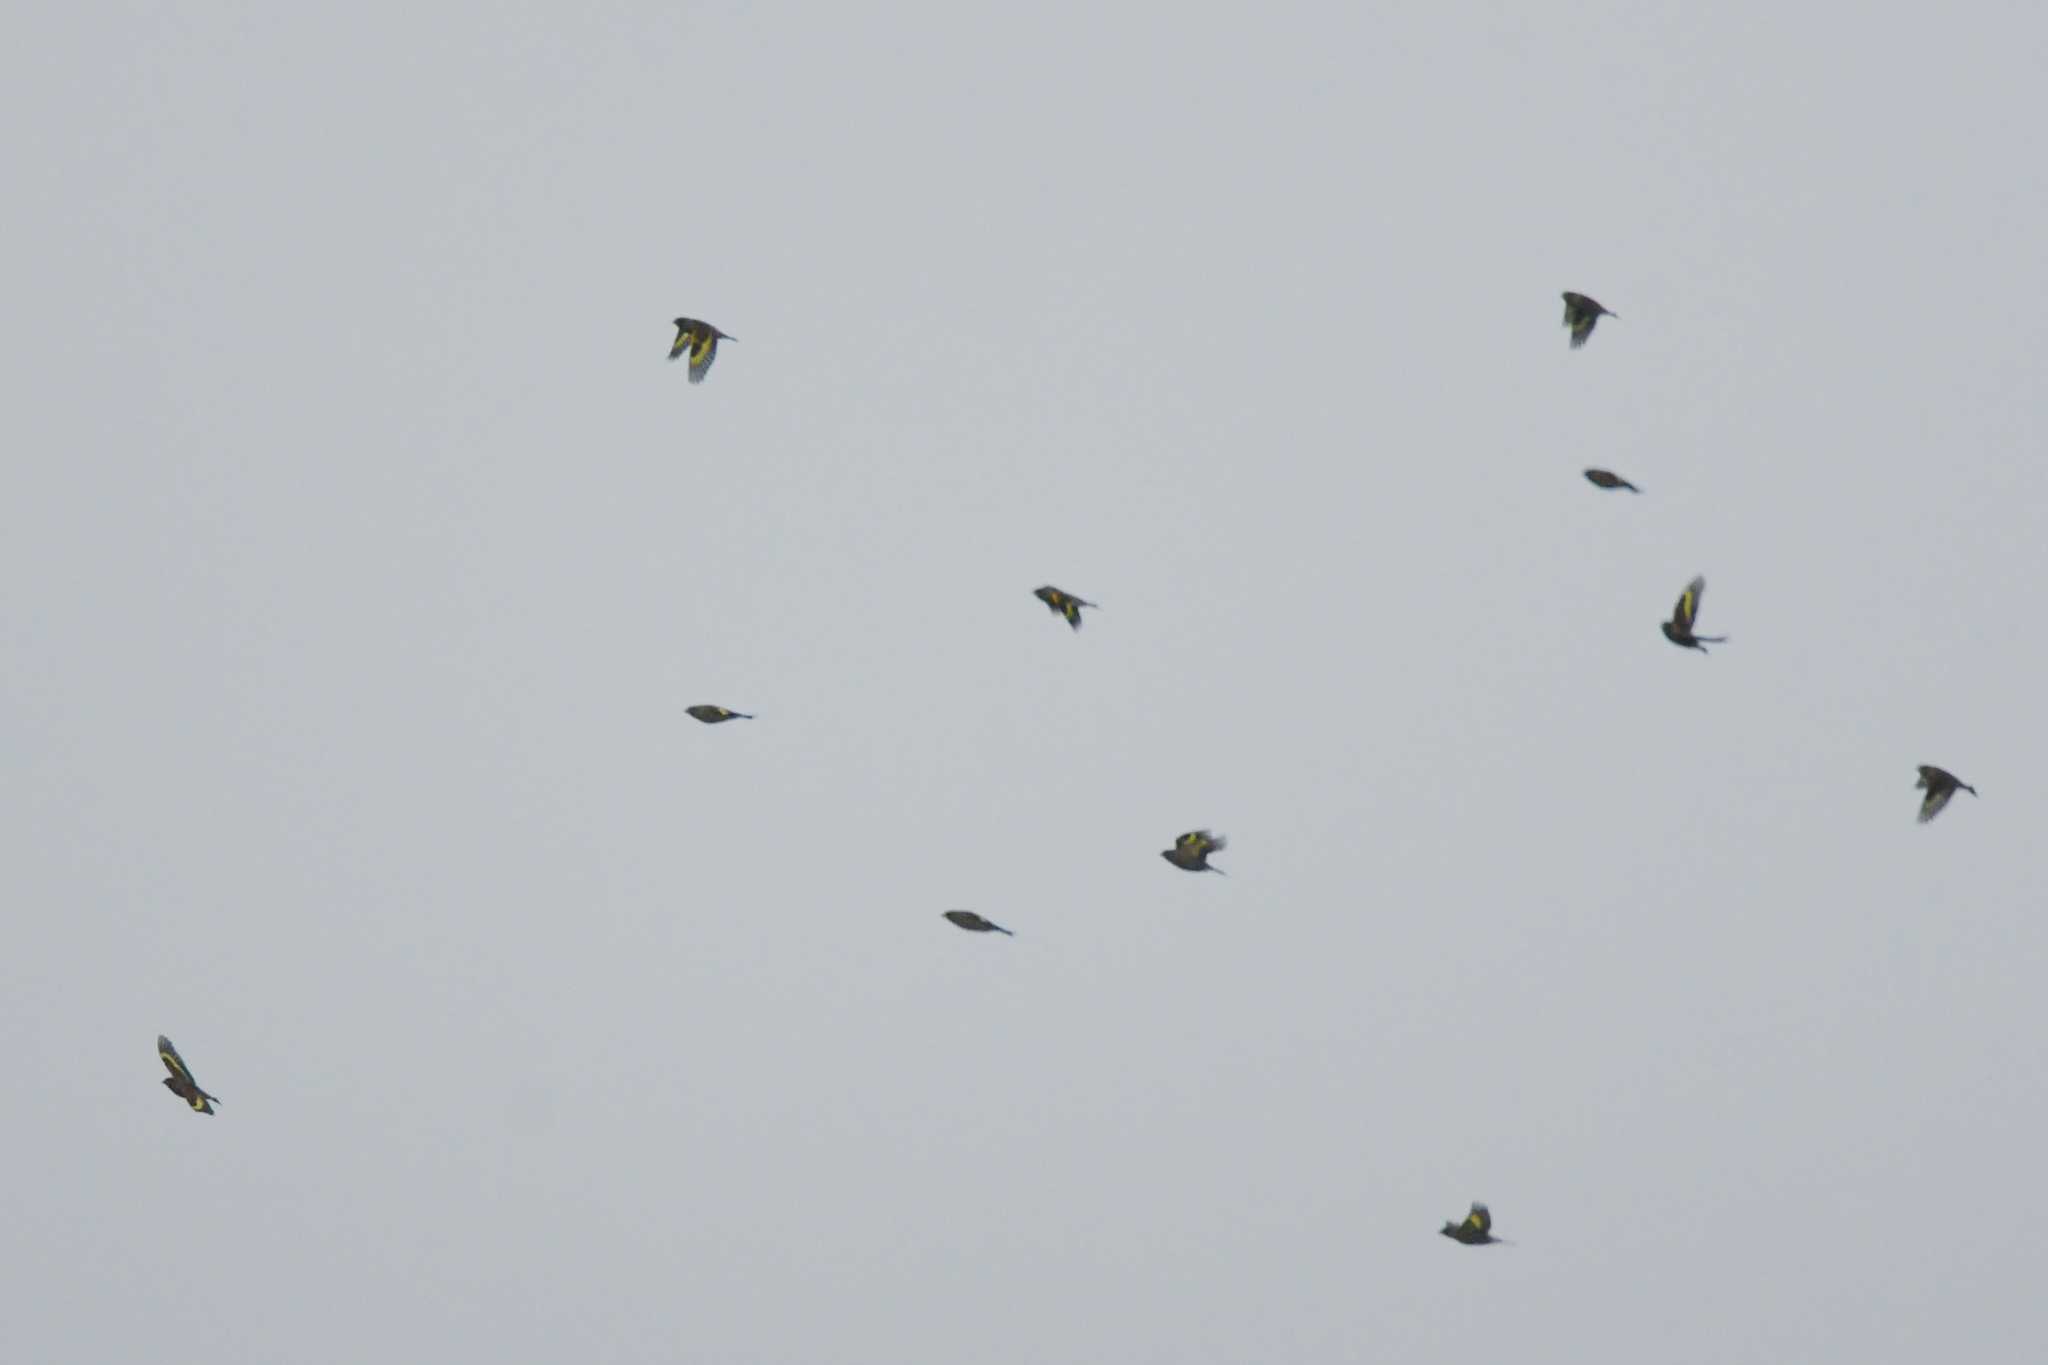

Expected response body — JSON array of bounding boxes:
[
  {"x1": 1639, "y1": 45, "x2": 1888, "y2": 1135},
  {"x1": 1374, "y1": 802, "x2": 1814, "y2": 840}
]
[{"x1": 150, "y1": 296, "x2": 1984, "y2": 1252}]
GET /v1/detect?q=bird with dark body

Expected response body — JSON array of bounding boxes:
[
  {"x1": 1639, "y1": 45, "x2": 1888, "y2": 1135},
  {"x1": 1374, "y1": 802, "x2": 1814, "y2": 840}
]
[
  {"x1": 1161, "y1": 830, "x2": 1227, "y2": 874},
  {"x1": 942, "y1": 910, "x2": 1014, "y2": 936},
  {"x1": 1561, "y1": 292, "x2": 1616, "y2": 348},
  {"x1": 1584, "y1": 468, "x2": 1640, "y2": 493},
  {"x1": 1914, "y1": 765, "x2": 1977, "y2": 823},
  {"x1": 1033, "y1": 586, "x2": 1097, "y2": 631},
  {"x1": 158, "y1": 1035, "x2": 219, "y2": 1115},
  {"x1": 1661, "y1": 575, "x2": 1728, "y2": 653},
  {"x1": 668, "y1": 317, "x2": 734, "y2": 383},
  {"x1": 686, "y1": 704, "x2": 753, "y2": 724},
  {"x1": 1440, "y1": 1202, "x2": 1504, "y2": 1245}
]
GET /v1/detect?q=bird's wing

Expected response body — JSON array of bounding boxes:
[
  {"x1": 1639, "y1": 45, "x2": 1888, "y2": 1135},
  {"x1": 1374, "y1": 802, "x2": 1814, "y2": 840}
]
[
  {"x1": 1467, "y1": 1204, "x2": 1491, "y2": 1235},
  {"x1": 1673, "y1": 577, "x2": 1704, "y2": 632},
  {"x1": 687, "y1": 331, "x2": 720, "y2": 383},
  {"x1": 1918, "y1": 786, "x2": 1954, "y2": 823},
  {"x1": 159, "y1": 1036, "x2": 192, "y2": 1083},
  {"x1": 668, "y1": 321, "x2": 694, "y2": 361}
]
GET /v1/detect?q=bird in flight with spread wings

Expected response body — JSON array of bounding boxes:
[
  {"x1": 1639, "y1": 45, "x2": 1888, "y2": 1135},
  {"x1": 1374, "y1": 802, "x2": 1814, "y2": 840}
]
[
  {"x1": 1440, "y1": 1202, "x2": 1507, "y2": 1245},
  {"x1": 1914, "y1": 765, "x2": 1977, "y2": 823},
  {"x1": 1561, "y1": 292, "x2": 1616, "y2": 349},
  {"x1": 1161, "y1": 830, "x2": 1228, "y2": 874},
  {"x1": 668, "y1": 317, "x2": 735, "y2": 383},
  {"x1": 1661, "y1": 575, "x2": 1728, "y2": 653},
  {"x1": 158, "y1": 1035, "x2": 220, "y2": 1115},
  {"x1": 1033, "y1": 586, "x2": 1098, "y2": 632}
]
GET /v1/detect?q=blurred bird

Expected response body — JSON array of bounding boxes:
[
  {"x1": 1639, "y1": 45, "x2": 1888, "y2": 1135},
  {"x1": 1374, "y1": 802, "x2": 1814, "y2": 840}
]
[
  {"x1": 686, "y1": 704, "x2": 753, "y2": 723},
  {"x1": 668, "y1": 317, "x2": 734, "y2": 383},
  {"x1": 1562, "y1": 292, "x2": 1616, "y2": 349},
  {"x1": 1033, "y1": 586, "x2": 1097, "y2": 631},
  {"x1": 1161, "y1": 830, "x2": 1227, "y2": 874},
  {"x1": 942, "y1": 910, "x2": 1014, "y2": 936},
  {"x1": 1440, "y1": 1202, "x2": 1504, "y2": 1245},
  {"x1": 1661, "y1": 575, "x2": 1727, "y2": 653},
  {"x1": 1914, "y1": 765, "x2": 1977, "y2": 823},
  {"x1": 158, "y1": 1035, "x2": 219, "y2": 1115},
  {"x1": 1584, "y1": 468, "x2": 1640, "y2": 493}
]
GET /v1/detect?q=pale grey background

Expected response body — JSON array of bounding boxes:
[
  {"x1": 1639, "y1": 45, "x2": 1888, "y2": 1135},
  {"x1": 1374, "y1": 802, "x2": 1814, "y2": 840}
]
[{"x1": 4, "y1": 3, "x2": 2045, "y2": 1361}]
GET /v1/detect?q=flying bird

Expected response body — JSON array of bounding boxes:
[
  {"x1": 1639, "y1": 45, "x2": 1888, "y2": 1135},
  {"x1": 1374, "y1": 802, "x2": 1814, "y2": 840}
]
[
  {"x1": 1161, "y1": 829, "x2": 1227, "y2": 874},
  {"x1": 1661, "y1": 575, "x2": 1727, "y2": 653},
  {"x1": 158, "y1": 1035, "x2": 219, "y2": 1115},
  {"x1": 1033, "y1": 586, "x2": 1097, "y2": 632},
  {"x1": 942, "y1": 910, "x2": 1014, "y2": 936},
  {"x1": 686, "y1": 704, "x2": 753, "y2": 724},
  {"x1": 1561, "y1": 292, "x2": 1616, "y2": 349},
  {"x1": 668, "y1": 317, "x2": 734, "y2": 383},
  {"x1": 1914, "y1": 765, "x2": 1977, "y2": 823},
  {"x1": 1584, "y1": 468, "x2": 1640, "y2": 493},
  {"x1": 1440, "y1": 1202, "x2": 1504, "y2": 1245}
]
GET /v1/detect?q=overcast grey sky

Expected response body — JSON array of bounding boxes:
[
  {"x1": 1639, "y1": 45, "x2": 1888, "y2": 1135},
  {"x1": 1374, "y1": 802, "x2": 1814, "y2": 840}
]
[{"x1": 5, "y1": 3, "x2": 2046, "y2": 1361}]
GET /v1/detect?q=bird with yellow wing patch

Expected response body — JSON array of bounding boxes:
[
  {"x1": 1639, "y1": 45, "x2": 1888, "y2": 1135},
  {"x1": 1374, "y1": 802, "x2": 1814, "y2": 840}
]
[
  {"x1": 668, "y1": 317, "x2": 734, "y2": 383},
  {"x1": 1661, "y1": 575, "x2": 1727, "y2": 653},
  {"x1": 1440, "y1": 1202, "x2": 1507, "y2": 1245},
  {"x1": 1033, "y1": 585, "x2": 1097, "y2": 632},
  {"x1": 157, "y1": 1035, "x2": 219, "y2": 1115},
  {"x1": 1161, "y1": 829, "x2": 1227, "y2": 874}
]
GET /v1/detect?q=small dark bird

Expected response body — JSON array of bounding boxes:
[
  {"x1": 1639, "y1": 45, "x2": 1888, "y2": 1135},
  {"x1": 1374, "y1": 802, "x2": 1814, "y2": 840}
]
[
  {"x1": 158, "y1": 1035, "x2": 219, "y2": 1115},
  {"x1": 1440, "y1": 1202, "x2": 1503, "y2": 1245},
  {"x1": 1914, "y1": 765, "x2": 1977, "y2": 823},
  {"x1": 686, "y1": 704, "x2": 753, "y2": 724},
  {"x1": 668, "y1": 317, "x2": 734, "y2": 383},
  {"x1": 942, "y1": 910, "x2": 1014, "y2": 936},
  {"x1": 1161, "y1": 829, "x2": 1227, "y2": 874},
  {"x1": 1584, "y1": 468, "x2": 1640, "y2": 493},
  {"x1": 1661, "y1": 575, "x2": 1727, "y2": 653},
  {"x1": 1562, "y1": 292, "x2": 1616, "y2": 349},
  {"x1": 1033, "y1": 585, "x2": 1097, "y2": 631}
]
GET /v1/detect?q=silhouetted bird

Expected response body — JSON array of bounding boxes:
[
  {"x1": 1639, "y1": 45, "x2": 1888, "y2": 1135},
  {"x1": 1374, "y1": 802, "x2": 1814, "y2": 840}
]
[
  {"x1": 1162, "y1": 830, "x2": 1227, "y2": 874},
  {"x1": 1562, "y1": 292, "x2": 1616, "y2": 349},
  {"x1": 1440, "y1": 1202, "x2": 1502, "y2": 1245},
  {"x1": 1584, "y1": 468, "x2": 1640, "y2": 493},
  {"x1": 686, "y1": 704, "x2": 753, "y2": 724},
  {"x1": 1033, "y1": 586, "x2": 1097, "y2": 631},
  {"x1": 1915, "y1": 765, "x2": 1977, "y2": 823},
  {"x1": 158, "y1": 1035, "x2": 219, "y2": 1115},
  {"x1": 942, "y1": 910, "x2": 1014, "y2": 936},
  {"x1": 668, "y1": 317, "x2": 734, "y2": 383},
  {"x1": 1661, "y1": 575, "x2": 1727, "y2": 653}
]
